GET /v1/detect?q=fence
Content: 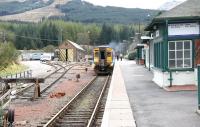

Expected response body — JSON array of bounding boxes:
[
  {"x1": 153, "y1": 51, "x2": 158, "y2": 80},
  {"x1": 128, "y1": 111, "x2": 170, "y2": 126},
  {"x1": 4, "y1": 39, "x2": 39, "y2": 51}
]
[{"x1": 4, "y1": 70, "x2": 32, "y2": 79}]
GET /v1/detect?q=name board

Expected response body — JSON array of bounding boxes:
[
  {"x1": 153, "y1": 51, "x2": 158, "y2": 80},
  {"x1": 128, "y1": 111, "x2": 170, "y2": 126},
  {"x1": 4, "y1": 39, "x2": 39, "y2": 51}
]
[{"x1": 168, "y1": 23, "x2": 200, "y2": 36}]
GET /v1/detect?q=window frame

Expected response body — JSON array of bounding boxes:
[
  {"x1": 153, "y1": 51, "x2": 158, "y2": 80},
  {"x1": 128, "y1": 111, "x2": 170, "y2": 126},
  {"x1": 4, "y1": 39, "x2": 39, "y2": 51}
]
[{"x1": 168, "y1": 40, "x2": 192, "y2": 69}]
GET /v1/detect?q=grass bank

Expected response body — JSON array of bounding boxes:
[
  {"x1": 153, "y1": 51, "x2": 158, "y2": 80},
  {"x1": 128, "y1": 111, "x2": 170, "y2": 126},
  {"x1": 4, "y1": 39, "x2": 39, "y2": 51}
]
[{"x1": 0, "y1": 63, "x2": 27, "y2": 77}]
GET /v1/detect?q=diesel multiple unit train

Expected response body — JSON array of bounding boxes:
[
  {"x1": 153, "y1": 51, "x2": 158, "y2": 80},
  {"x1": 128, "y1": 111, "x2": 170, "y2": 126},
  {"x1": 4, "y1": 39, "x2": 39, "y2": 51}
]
[{"x1": 93, "y1": 46, "x2": 115, "y2": 74}]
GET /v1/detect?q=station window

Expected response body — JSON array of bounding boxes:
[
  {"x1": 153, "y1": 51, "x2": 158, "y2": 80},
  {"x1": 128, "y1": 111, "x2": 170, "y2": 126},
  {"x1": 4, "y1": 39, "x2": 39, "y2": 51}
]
[{"x1": 168, "y1": 40, "x2": 192, "y2": 69}]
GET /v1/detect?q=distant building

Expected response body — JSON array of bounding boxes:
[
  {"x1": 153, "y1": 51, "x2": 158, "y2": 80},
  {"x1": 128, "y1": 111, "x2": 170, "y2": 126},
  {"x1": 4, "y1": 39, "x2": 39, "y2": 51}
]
[
  {"x1": 59, "y1": 40, "x2": 86, "y2": 62},
  {"x1": 145, "y1": 0, "x2": 200, "y2": 87},
  {"x1": 130, "y1": 33, "x2": 144, "y2": 64}
]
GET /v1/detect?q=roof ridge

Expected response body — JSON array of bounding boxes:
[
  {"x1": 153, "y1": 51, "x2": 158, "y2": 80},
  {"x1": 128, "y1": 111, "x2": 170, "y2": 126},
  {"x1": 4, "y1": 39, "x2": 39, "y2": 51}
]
[{"x1": 155, "y1": 0, "x2": 200, "y2": 20}]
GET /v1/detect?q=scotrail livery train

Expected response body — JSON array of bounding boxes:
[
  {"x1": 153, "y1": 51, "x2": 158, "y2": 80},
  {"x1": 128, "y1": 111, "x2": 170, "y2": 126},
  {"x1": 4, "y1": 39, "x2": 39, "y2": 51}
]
[{"x1": 93, "y1": 46, "x2": 115, "y2": 74}]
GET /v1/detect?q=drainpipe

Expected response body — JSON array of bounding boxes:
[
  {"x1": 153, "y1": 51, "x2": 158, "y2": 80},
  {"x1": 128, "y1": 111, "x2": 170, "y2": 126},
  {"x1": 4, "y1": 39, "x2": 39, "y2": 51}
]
[
  {"x1": 168, "y1": 71, "x2": 173, "y2": 87},
  {"x1": 149, "y1": 41, "x2": 151, "y2": 71},
  {"x1": 198, "y1": 65, "x2": 200, "y2": 110}
]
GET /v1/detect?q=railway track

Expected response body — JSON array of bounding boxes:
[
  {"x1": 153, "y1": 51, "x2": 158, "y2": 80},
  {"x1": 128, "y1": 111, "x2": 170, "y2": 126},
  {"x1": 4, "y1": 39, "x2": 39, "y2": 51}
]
[
  {"x1": 91, "y1": 77, "x2": 111, "y2": 127},
  {"x1": 43, "y1": 75, "x2": 110, "y2": 127},
  {"x1": 17, "y1": 62, "x2": 78, "y2": 99},
  {"x1": 0, "y1": 62, "x2": 86, "y2": 109}
]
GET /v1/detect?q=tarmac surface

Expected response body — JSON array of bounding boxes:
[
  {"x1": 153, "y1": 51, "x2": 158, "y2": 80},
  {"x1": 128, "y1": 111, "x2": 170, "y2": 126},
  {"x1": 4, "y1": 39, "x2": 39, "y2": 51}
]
[
  {"x1": 120, "y1": 60, "x2": 200, "y2": 127},
  {"x1": 21, "y1": 61, "x2": 54, "y2": 77}
]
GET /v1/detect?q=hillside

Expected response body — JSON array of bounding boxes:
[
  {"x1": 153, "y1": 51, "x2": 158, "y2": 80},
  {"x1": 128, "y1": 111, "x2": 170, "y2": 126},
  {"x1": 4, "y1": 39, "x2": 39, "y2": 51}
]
[
  {"x1": 0, "y1": 0, "x2": 159, "y2": 24},
  {"x1": 0, "y1": 0, "x2": 54, "y2": 16},
  {"x1": 0, "y1": 0, "x2": 70, "y2": 22},
  {"x1": 55, "y1": 0, "x2": 159, "y2": 24}
]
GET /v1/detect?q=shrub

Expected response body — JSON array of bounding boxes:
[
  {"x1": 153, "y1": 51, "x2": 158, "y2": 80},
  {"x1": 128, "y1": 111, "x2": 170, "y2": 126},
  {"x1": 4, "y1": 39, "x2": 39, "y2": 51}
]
[
  {"x1": 0, "y1": 42, "x2": 19, "y2": 71},
  {"x1": 42, "y1": 45, "x2": 56, "y2": 52}
]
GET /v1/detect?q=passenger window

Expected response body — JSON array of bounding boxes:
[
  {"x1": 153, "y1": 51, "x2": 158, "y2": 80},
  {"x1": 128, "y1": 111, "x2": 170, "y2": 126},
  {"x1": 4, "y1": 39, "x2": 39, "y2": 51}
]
[{"x1": 107, "y1": 52, "x2": 111, "y2": 57}]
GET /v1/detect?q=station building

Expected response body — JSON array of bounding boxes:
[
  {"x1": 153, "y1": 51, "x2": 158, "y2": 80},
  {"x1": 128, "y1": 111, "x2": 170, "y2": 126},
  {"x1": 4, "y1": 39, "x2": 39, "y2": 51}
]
[
  {"x1": 59, "y1": 40, "x2": 86, "y2": 62},
  {"x1": 144, "y1": 0, "x2": 200, "y2": 87}
]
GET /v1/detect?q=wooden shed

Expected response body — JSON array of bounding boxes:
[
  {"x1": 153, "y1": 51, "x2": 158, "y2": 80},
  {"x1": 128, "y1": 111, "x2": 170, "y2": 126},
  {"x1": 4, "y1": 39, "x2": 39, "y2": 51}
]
[{"x1": 59, "y1": 40, "x2": 86, "y2": 62}]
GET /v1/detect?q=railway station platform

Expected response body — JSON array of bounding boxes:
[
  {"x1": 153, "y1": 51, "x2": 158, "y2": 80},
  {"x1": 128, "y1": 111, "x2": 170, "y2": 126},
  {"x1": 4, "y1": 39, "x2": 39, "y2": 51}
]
[{"x1": 101, "y1": 60, "x2": 136, "y2": 127}]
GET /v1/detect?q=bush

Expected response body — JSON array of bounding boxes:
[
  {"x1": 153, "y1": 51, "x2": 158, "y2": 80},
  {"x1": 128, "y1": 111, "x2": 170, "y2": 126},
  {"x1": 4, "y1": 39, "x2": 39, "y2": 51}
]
[
  {"x1": 128, "y1": 52, "x2": 136, "y2": 60},
  {"x1": 42, "y1": 45, "x2": 56, "y2": 52},
  {"x1": 0, "y1": 42, "x2": 19, "y2": 71}
]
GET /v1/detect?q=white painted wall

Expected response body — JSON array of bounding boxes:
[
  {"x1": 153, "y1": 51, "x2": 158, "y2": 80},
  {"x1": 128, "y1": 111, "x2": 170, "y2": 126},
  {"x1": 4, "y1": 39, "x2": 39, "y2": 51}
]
[
  {"x1": 152, "y1": 68, "x2": 196, "y2": 87},
  {"x1": 144, "y1": 48, "x2": 149, "y2": 68}
]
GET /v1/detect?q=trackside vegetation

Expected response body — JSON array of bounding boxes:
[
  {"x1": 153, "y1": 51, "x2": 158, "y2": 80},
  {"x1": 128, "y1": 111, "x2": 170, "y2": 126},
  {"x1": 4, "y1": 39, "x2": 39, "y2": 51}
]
[{"x1": 0, "y1": 42, "x2": 20, "y2": 72}]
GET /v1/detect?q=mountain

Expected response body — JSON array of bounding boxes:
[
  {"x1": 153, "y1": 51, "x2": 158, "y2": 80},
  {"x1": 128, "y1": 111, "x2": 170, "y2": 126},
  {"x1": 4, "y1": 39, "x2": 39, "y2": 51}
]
[
  {"x1": 53, "y1": 0, "x2": 159, "y2": 24},
  {"x1": 0, "y1": 0, "x2": 53, "y2": 16},
  {"x1": 0, "y1": 0, "x2": 70, "y2": 22},
  {"x1": 0, "y1": 0, "x2": 159, "y2": 24},
  {"x1": 158, "y1": 0, "x2": 184, "y2": 10}
]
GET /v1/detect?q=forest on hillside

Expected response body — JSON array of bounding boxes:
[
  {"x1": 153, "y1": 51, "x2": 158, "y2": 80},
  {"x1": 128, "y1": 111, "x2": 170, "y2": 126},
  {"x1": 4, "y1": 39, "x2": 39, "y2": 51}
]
[
  {"x1": 55, "y1": 0, "x2": 159, "y2": 24},
  {"x1": 0, "y1": 20, "x2": 142, "y2": 50}
]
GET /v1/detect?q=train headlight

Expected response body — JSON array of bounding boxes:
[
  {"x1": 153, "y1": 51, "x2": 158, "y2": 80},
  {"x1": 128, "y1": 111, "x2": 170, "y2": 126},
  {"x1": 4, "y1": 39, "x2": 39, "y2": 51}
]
[{"x1": 111, "y1": 62, "x2": 114, "y2": 67}]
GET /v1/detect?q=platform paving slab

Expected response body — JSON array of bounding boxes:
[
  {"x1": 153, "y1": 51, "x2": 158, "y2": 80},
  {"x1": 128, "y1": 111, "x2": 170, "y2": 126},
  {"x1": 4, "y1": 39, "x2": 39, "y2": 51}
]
[
  {"x1": 120, "y1": 61, "x2": 200, "y2": 127},
  {"x1": 101, "y1": 61, "x2": 136, "y2": 127}
]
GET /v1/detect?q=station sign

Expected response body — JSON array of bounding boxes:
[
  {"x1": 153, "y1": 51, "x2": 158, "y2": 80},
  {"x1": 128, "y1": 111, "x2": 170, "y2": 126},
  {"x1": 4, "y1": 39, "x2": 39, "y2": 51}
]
[{"x1": 168, "y1": 23, "x2": 200, "y2": 36}]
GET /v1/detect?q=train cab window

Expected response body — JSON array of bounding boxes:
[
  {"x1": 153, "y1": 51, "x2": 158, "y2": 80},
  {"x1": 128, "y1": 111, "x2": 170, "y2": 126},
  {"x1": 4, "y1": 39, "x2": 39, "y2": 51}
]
[
  {"x1": 100, "y1": 51, "x2": 105, "y2": 59},
  {"x1": 107, "y1": 52, "x2": 111, "y2": 57}
]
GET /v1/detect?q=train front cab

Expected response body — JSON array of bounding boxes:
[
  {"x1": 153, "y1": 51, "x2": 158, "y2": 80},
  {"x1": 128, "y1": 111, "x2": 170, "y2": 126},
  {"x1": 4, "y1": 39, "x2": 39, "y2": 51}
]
[{"x1": 93, "y1": 47, "x2": 114, "y2": 74}]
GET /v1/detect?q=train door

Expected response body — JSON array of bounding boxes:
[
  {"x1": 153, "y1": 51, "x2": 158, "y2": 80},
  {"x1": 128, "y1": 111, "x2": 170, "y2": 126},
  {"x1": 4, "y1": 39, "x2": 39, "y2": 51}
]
[
  {"x1": 100, "y1": 49, "x2": 106, "y2": 68},
  {"x1": 100, "y1": 50, "x2": 106, "y2": 60}
]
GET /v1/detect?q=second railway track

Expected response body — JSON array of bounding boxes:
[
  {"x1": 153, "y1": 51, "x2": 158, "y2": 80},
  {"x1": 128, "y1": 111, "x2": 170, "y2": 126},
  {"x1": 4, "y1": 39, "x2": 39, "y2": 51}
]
[
  {"x1": 17, "y1": 62, "x2": 78, "y2": 98},
  {"x1": 44, "y1": 75, "x2": 110, "y2": 127}
]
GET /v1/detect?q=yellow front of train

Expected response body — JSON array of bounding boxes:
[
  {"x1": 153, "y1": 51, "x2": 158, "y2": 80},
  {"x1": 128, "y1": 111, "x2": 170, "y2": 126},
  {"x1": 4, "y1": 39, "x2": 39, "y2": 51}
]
[{"x1": 93, "y1": 46, "x2": 114, "y2": 74}]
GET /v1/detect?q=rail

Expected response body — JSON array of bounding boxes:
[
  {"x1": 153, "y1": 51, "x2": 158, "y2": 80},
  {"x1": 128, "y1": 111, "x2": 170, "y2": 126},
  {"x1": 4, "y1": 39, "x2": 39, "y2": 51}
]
[
  {"x1": 43, "y1": 76, "x2": 97, "y2": 127},
  {"x1": 87, "y1": 75, "x2": 110, "y2": 127},
  {"x1": 0, "y1": 89, "x2": 11, "y2": 107}
]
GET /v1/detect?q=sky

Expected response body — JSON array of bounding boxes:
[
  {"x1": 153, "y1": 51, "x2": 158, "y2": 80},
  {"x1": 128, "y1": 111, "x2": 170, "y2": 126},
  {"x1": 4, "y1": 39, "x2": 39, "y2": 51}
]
[{"x1": 83, "y1": 0, "x2": 187, "y2": 9}]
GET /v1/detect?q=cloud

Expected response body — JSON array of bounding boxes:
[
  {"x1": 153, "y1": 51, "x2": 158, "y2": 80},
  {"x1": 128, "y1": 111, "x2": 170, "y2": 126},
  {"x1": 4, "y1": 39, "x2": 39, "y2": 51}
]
[{"x1": 83, "y1": 0, "x2": 186, "y2": 9}]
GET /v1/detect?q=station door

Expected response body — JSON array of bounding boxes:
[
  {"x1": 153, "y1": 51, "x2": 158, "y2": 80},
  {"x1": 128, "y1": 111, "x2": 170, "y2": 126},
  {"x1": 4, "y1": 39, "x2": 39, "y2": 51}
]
[
  {"x1": 60, "y1": 49, "x2": 74, "y2": 62},
  {"x1": 59, "y1": 49, "x2": 66, "y2": 61},
  {"x1": 68, "y1": 49, "x2": 74, "y2": 62}
]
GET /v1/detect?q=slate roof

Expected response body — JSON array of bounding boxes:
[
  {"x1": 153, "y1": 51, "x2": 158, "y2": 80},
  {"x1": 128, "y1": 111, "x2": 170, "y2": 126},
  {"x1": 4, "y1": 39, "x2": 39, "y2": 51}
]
[
  {"x1": 155, "y1": 0, "x2": 200, "y2": 20},
  {"x1": 68, "y1": 40, "x2": 85, "y2": 51},
  {"x1": 145, "y1": 0, "x2": 200, "y2": 30}
]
